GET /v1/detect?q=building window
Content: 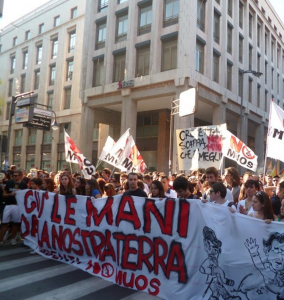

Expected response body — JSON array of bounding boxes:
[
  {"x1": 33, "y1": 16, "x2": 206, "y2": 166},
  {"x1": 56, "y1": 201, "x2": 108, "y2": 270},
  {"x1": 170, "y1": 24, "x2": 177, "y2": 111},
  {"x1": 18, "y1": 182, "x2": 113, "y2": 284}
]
[
  {"x1": 36, "y1": 44, "x2": 42, "y2": 64},
  {"x1": 98, "y1": 0, "x2": 108, "y2": 12},
  {"x1": 71, "y1": 7, "x2": 77, "y2": 19},
  {"x1": 213, "y1": 11, "x2": 220, "y2": 44},
  {"x1": 257, "y1": 23, "x2": 261, "y2": 47},
  {"x1": 239, "y1": 1, "x2": 243, "y2": 29},
  {"x1": 196, "y1": 40, "x2": 204, "y2": 74},
  {"x1": 59, "y1": 123, "x2": 71, "y2": 143},
  {"x1": 227, "y1": 63, "x2": 232, "y2": 90},
  {"x1": 50, "y1": 65, "x2": 56, "y2": 85},
  {"x1": 164, "y1": 0, "x2": 179, "y2": 27},
  {"x1": 10, "y1": 56, "x2": 16, "y2": 74},
  {"x1": 136, "y1": 46, "x2": 150, "y2": 77},
  {"x1": 239, "y1": 36, "x2": 243, "y2": 63},
  {"x1": 277, "y1": 47, "x2": 280, "y2": 69},
  {"x1": 137, "y1": 113, "x2": 159, "y2": 138},
  {"x1": 47, "y1": 92, "x2": 54, "y2": 109},
  {"x1": 28, "y1": 128, "x2": 37, "y2": 145},
  {"x1": 96, "y1": 21, "x2": 106, "y2": 49},
  {"x1": 34, "y1": 70, "x2": 40, "y2": 90},
  {"x1": 257, "y1": 84, "x2": 261, "y2": 108},
  {"x1": 116, "y1": 13, "x2": 128, "y2": 43},
  {"x1": 265, "y1": 90, "x2": 268, "y2": 112},
  {"x1": 162, "y1": 38, "x2": 177, "y2": 71},
  {"x1": 69, "y1": 30, "x2": 76, "y2": 53},
  {"x1": 43, "y1": 131, "x2": 52, "y2": 145},
  {"x1": 277, "y1": 74, "x2": 280, "y2": 94},
  {"x1": 118, "y1": 0, "x2": 128, "y2": 3},
  {"x1": 227, "y1": 25, "x2": 232, "y2": 54},
  {"x1": 20, "y1": 74, "x2": 26, "y2": 93},
  {"x1": 228, "y1": 0, "x2": 233, "y2": 17},
  {"x1": 272, "y1": 68, "x2": 274, "y2": 90},
  {"x1": 64, "y1": 88, "x2": 71, "y2": 109},
  {"x1": 271, "y1": 40, "x2": 274, "y2": 63},
  {"x1": 6, "y1": 103, "x2": 11, "y2": 121},
  {"x1": 23, "y1": 51, "x2": 28, "y2": 69},
  {"x1": 25, "y1": 30, "x2": 30, "y2": 41},
  {"x1": 51, "y1": 37, "x2": 58, "y2": 59},
  {"x1": 138, "y1": 3, "x2": 152, "y2": 35},
  {"x1": 265, "y1": 61, "x2": 268, "y2": 84},
  {"x1": 66, "y1": 60, "x2": 74, "y2": 81},
  {"x1": 248, "y1": 78, "x2": 253, "y2": 103},
  {"x1": 265, "y1": 31, "x2": 268, "y2": 55},
  {"x1": 257, "y1": 54, "x2": 261, "y2": 72},
  {"x1": 197, "y1": 0, "x2": 205, "y2": 31},
  {"x1": 213, "y1": 52, "x2": 219, "y2": 83},
  {"x1": 8, "y1": 79, "x2": 13, "y2": 97},
  {"x1": 249, "y1": 47, "x2": 252, "y2": 70},
  {"x1": 0, "y1": 44, "x2": 2, "y2": 53},
  {"x1": 14, "y1": 129, "x2": 22, "y2": 146},
  {"x1": 238, "y1": 71, "x2": 242, "y2": 96},
  {"x1": 54, "y1": 15, "x2": 60, "y2": 27},
  {"x1": 113, "y1": 53, "x2": 126, "y2": 82},
  {"x1": 13, "y1": 37, "x2": 17, "y2": 46},
  {"x1": 93, "y1": 58, "x2": 104, "y2": 87},
  {"x1": 249, "y1": 14, "x2": 253, "y2": 39},
  {"x1": 39, "y1": 23, "x2": 44, "y2": 34}
]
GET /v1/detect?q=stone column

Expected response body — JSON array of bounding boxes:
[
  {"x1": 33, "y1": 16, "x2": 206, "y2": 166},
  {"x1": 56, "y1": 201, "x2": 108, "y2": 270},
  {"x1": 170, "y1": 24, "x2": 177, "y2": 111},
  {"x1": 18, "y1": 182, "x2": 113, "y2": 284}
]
[
  {"x1": 157, "y1": 110, "x2": 170, "y2": 173},
  {"x1": 255, "y1": 123, "x2": 265, "y2": 171},
  {"x1": 212, "y1": 104, "x2": 226, "y2": 125},
  {"x1": 120, "y1": 96, "x2": 137, "y2": 139}
]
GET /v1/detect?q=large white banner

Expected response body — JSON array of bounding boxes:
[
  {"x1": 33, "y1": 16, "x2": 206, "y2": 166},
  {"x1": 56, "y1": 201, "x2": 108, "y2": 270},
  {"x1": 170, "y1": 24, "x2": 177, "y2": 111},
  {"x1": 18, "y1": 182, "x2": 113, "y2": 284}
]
[
  {"x1": 267, "y1": 101, "x2": 284, "y2": 162},
  {"x1": 17, "y1": 190, "x2": 284, "y2": 300},
  {"x1": 222, "y1": 130, "x2": 258, "y2": 171},
  {"x1": 176, "y1": 124, "x2": 227, "y2": 170}
]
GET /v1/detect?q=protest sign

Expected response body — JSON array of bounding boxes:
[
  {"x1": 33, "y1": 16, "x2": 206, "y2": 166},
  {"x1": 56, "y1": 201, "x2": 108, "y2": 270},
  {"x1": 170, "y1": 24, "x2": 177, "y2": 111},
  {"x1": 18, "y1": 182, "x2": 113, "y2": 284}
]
[
  {"x1": 17, "y1": 190, "x2": 284, "y2": 300},
  {"x1": 176, "y1": 124, "x2": 226, "y2": 170},
  {"x1": 222, "y1": 130, "x2": 258, "y2": 171}
]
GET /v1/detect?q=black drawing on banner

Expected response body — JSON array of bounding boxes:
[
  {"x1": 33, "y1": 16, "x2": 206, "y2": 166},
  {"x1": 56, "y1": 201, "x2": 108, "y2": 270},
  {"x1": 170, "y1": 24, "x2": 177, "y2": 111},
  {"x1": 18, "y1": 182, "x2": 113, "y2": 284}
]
[
  {"x1": 236, "y1": 233, "x2": 284, "y2": 300},
  {"x1": 199, "y1": 226, "x2": 241, "y2": 300}
]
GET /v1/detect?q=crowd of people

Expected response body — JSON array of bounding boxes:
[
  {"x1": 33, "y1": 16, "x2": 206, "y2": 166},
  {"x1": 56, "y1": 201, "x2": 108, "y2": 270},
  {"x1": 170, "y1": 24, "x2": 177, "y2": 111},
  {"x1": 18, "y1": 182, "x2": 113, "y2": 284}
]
[{"x1": 0, "y1": 164, "x2": 283, "y2": 248}]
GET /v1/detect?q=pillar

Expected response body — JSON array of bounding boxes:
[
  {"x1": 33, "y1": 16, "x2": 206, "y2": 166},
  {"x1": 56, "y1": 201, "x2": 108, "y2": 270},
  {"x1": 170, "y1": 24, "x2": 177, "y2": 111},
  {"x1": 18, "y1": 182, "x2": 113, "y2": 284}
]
[
  {"x1": 80, "y1": 106, "x2": 95, "y2": 161},
  {"x1": 120, "y1": 97, "x2": 137, "y2": 139}
]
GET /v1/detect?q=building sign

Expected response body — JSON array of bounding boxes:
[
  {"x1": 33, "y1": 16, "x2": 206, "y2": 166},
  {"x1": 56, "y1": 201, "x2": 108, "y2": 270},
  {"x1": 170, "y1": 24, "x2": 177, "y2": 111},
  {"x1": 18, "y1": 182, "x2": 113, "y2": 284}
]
[
  {"x1": 23, "y1": 107, "x2": 52, "y2": 131},
  {"x1": 16, "y1": 97, "x2": 34, "y2": 107},
  {"x1": 15, "y1": 106, "x2": 33, "y2": 123},
  {"x1": 118, "y1": 80, "x2": 134, "y2": 89}
]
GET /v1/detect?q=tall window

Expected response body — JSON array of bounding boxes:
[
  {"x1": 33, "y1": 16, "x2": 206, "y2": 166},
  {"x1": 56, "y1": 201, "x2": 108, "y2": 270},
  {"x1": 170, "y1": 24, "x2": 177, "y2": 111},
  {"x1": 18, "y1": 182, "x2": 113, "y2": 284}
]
[
  {"x1": 227, "y1": 25, "x2": 232, "y2": 54},
  {"x1": 66, "y1": 60, "x2": 74, "y2": 81},
  {"x1": 164, "y1": 0, "x2": 179, "y2": 27},
  {"x1": 228, "y1": 0, "x2": 233, "y2": 17},
  {"x1": 93, "y1": 58, "x2": 104, "y2": 87},
  {"x1": 249, "y1": 47, "x2": 252, "y2": 70},
  {"x1": 23, "y1": 51, "x2": 28, "y2": 69},
  {"x1": 6, "y1": 103, "x2": 11, "y2": 121},
  {"x1": 69, "y1": 31, "x2": 76, "y2": 53},
  {"x1": 64, "y1": 88, "x2": 71, "y2": 109},
  {"x1": 136, "y1": 46, "x2": 150, "y2": 76},
  {"x1": 50, "y1": 65, "x2": 56, "y2": 85},
  {"x1": 265, "y1": 31, "x2": 268, "y2": 55},
  {"x1": 14, "y1": 130, "x2": 22, "y2": 146},
  {"x1": 39, "y1": 23, "x2": 44, "y2": 34},
  {"x1": 116, "y1": 13, "x2": 128, "y2": 43},
  {"x1": 96, "y1": 21, "x2": 106, "y2": 49},
  {"x1": 213, "y1": 53, "x2": 219, "y2": 83},
  {"x1": 59, "y1": 123, "x2": 71, "y2": 143},
  {"x1": 265, "y1": 61, "x2": 268, "y2": 84},
  {"x1": 213, "y1": 11, "x2": 220, "y2": 44},
  {"x1": 249, "y1": 14, "x2": 253, "y2": 39},
  {"x1": 257, "y1": 54, "x2": 261, "y2": 72},
  {"x1": 8, "y1": 79, "x2": 13, "y2": 97},
  {"x1": 25, "y1": 31, "x2": 30, "y2": 41},
  {"x1": 271, "y1": 40, "x2": 274, "y2": 62},
  {"x1": 257, "y1": 23, "x2": 261, "y2": 47},
  {"x1": 28, "y1": 128, "x2": 37, "y2": 145},
  {"x1": 162, "y1": 38, "x2": 177, "y2": 71},
  {"x1": 239, "y1": 36, "x2": 243, "y2": 63},
  {"x1": 20, "y1": 74, "x2": 26, "y2": 93},
  {"x1": 137, "y1": 113, "x2": 159, "y2": 138},
  {"x1": 43, "y1": 131, "x2": 52, "y2": 144},
  {"x1": 10, "y1": 56, "x2": 16, "y2": 74},
  {"x1": 113, "y1": 53, "x2": 126, "y2": 82},
  {"x1": 138, "y1": 4, "x2": 152, "y2": 35},
  {"x1": 71, "y1": 7, "x2": 77, "y2": 19},
  {"x1": 34, "y1": 70, "x2": 40, "y2": 90},
  {"x1": 227, "y1": 63, "x2": 232, "y2": 90},
  {"x1": 277, "y1": 47, "x2": 280, "y2": 69},
  {"x1": 98, "y1": 0, "x2": 108, "y2": 12},
  {"x1": 51, "y1": 37, "x2": 58, "y2": 59},
  {"x1": 272, "y1": 68, "x2": 274, "y2": 90},
  {"x1": 238, "y1": 71, "x2": 242, "y2": 96},
  {"x1": 47, "y1": 92, "x2": 54, "y2": 109},
  {"x1": 257, "y1": 84, "x2": 261, "y2": 108},
  {"x1": 248, "y1": 78, "x2": 252, "y2": 103},
  {"x1": 197, "y1": 0, "x2": 205, "y2": 31},
  {"x1": 36, "y1": 44, "x2": 42, "y2": 64},
  {"x1": 13, "y1": 37, "x2": 17, "y2": 46},
  {"x1": 239, "y1": 1, "x2": 243, "y2": 29},
  {"x1": 54, "y1": 16, "x2": 60, "y2": 27},
  {"x1": 196, "y1": 40, "x2": 204, "y2": 74}
]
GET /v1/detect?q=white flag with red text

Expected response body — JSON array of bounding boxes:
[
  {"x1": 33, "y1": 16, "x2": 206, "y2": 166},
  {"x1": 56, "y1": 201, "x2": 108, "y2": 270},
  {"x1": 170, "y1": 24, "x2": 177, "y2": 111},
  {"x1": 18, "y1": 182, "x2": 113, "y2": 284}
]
[
  {"x1": 267, "y1": 101, "x2": 284, "y2": 162},
  {"x1": 64, "y1": 130, "x2": 96, "y2": 178},
  {"x1": 98, "y1": 136, "x2": 115, "y2": 161}
]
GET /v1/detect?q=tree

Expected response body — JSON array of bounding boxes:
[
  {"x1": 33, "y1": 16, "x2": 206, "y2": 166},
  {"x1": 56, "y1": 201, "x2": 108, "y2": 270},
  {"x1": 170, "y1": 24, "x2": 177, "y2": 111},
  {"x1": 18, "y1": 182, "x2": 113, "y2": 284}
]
[{"x1": 0, "y1": 78, "x2": 6, "y2": 115}]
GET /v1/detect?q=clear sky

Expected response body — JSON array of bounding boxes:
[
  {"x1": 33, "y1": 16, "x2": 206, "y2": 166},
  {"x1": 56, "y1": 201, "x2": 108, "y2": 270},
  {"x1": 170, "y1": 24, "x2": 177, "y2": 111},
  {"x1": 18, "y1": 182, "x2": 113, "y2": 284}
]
[{"x1": 0, "y1": 0, "x2": 284, "y2": 30}]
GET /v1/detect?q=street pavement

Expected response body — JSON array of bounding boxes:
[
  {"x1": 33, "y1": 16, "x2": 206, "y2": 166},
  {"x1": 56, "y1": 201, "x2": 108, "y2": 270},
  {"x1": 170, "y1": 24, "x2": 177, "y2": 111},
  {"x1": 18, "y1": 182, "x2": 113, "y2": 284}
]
[{"x1": 0, "y1": 242, "x2": 163, "y2": 300}]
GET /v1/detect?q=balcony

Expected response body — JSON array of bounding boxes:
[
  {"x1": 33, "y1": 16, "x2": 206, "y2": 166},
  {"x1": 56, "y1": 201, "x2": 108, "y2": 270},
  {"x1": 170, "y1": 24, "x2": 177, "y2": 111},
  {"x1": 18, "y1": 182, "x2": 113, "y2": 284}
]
[
  {"x1": 138, "y1": 24, "x2": 151, "y2": 36},
  {"x1": 163, "y1": 14, "x2": 178, "y2": 28}
]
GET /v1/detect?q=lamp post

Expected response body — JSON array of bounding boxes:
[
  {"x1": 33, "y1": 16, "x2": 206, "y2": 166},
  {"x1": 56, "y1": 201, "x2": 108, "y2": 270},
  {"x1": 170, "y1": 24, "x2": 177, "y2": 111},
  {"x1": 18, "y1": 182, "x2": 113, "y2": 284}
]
[{"x1": 239, "y1": 70, "x2": 262, "y2": 142}]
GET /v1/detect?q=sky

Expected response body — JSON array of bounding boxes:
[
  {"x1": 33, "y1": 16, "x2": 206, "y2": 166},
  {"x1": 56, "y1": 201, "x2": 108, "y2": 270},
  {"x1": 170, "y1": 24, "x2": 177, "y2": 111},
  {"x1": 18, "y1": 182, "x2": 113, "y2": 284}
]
[{"x1": 0, "y1": 0, "x2": 284, "y2": 29}]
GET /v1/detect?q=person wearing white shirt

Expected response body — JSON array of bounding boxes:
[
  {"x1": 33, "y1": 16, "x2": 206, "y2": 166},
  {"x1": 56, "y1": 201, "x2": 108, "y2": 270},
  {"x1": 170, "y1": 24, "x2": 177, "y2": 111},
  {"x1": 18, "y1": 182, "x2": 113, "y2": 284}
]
[{"x1": 160, "y1": 175, "x2": 177, "y2": 198}]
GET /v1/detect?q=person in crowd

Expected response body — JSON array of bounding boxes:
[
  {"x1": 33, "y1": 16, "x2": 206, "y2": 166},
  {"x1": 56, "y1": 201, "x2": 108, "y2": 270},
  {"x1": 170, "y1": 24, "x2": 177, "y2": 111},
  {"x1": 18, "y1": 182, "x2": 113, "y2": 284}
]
[
  {"x1": 242, "y1": 171, "x2": 253, "y2": 184},
  {"x1": 160, "y1": 175, "x2": 177, "y2": 198},
  {"x1": 72, "y1": 172, "x2": 81, "y2": 179},
  {"x1": 173, "y1": 176, "x2": 199, "y2": 199},
  {"x1": 202, "y1": 167, "x2": 233, "y2": 202},
  {"x1": 120, "y1": 173, "x2": 128, "y2": 187},
  {"x1": 264, "y1": 175, "x2": 280, "y2": 198},
  {"x1": 101, "y1": 168, "x2": 111, "y2": 182},
  {"x1": 123, "y1": 172, "x2": 147, "y2": 197},
  {"x1": 137, "y1": 173, "x2": 149, "y2": 194},
  {"x1": 149, "y1": 180, "x2": 165, "y2": 199},
  {"x1": 112, "y1": 172, "x2": 121, "y2": 194},
  {"x1": 58, "y1": 173, "x2": 74, "y2": 196},
  {"x1": 49, "y1": 171, "x2": 56, "y2": 181},
  {"x1": 42, "y1": 178, "x2": 55, "y2": 193},
  {"x1": 85, "y1": 179, "x2": 102, "y2": 198},
  {"x1": 169, "y1": 173, "x2": 177, "y2": 187},
  {"x1": 224, "y1": 167, "x2": 241, "y2": 205},
  {"x1": 238, "y1": 180, "x2": 260, "y2": 215},
  {"x1": 97, "y1": 178, "x2": 106, "y2": 194},
  {"x1": 201, "y1": 182, "x2": 236, "y2": 209},
  {"x1": 73, "y1": 177, "x2": 86, "y2": 196},
  {"x1": 117, "y1": 179, "x2": 129, "y2": 194},
  {"x1": 270, "y1": 181, "x2": 284, "y2": 216},
  {"x1": 0, "y1": 170, "x2": 27, "y2": 246},
  {"x1": 277, "y1": 199, "x2": 284, "y2": 222},
  {"x1": 30, "y1": 178, "x2": 42, "y2": 190},
  {"x1": 248, "y1": 191, "x2": 277, "y2": 222},
  {"x1": 143, "y1": 174, "x2": 152, "y2": 191},
  {"x1": 103, "y1": 183, "x2": 116, "y2": 197},
  {"x1": 264, "y1": 174, "x2": 273, "y2": 187}
]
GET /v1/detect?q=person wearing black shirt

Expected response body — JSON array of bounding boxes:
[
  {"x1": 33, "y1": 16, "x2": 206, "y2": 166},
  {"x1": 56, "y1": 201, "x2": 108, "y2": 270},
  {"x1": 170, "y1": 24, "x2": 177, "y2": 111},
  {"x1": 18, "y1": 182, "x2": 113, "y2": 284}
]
[
  {"x1": 0, "y1": 170, "x2": 27, "y2": 246},
  {"x1": 123, "y1": 172, "x2": 147, "y2": 197},
  {"x1": 173, "y1": 176, "x2": 199, "y2": 199}
]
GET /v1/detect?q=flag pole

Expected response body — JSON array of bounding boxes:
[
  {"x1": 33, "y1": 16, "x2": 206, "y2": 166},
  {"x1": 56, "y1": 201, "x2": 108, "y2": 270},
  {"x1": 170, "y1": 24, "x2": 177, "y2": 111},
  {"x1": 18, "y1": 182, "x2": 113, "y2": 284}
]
[{"x1": 263, "y1": 99, "x2": 273, "y2": 178}]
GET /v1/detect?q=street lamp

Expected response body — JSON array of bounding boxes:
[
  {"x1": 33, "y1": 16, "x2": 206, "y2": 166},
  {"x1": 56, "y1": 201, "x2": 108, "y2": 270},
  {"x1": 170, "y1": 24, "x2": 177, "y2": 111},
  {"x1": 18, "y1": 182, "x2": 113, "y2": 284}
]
[{"x1": 239, "y1": 70, "x2": 263, "y2": 142}]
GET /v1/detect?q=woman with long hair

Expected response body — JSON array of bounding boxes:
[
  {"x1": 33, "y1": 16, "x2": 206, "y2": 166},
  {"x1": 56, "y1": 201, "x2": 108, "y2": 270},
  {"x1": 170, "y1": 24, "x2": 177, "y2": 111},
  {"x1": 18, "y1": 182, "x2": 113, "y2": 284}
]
[
  {"x1": 103, "y1": 183, "x2": 116, "y2": 197},
  {"x1": 59, "y1": 173, "x2": 74, "y2": 196},
  {"x1": 30, "y1": 178, "x2": 42, "y2": 190},
  {"x1": 73, "y1": 177, "x2": 86, "y2": 196},
  {"x1": 42, "y1": 178, "x2": 55, "y2": 192},
  {"x1": 224, "y1": 167, "x2": 241, "y2": 205},
  {"x1": 149, "y1": 180, "x2": 165, "y2": 199},
  {"x1": 85, "y1": 179, "x2": 102, "y2": 198}
]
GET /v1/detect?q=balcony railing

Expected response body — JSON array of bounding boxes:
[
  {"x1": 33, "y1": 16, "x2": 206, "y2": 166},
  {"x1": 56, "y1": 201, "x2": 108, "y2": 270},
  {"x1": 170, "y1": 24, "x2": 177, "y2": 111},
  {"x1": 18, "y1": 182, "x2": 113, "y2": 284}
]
[
  {"x1": 163, "y1": 14, "x2": 178, "y2": 28},
  {"x1": 96, "y1": 40, "x2": 105, "y2": 50},
  {"x1": 197, "y1": 18, "x2": 205, "y2": 32},
  {"x1": 115, "y1": 32, "x2": 127, "y2": 43},
  {"x1": 138, "y1": 24, "x2": 151, "y2": 36},
  {"x1": 99, "y1": 1, "x2": 108, "y2": 12}
]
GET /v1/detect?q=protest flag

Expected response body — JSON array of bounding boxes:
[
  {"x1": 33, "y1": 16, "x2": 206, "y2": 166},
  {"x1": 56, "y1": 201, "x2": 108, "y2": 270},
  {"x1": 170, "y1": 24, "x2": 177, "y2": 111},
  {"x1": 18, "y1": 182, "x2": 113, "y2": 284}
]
[
  {"x1": 270, "y1": 164, "x2": 278, "y2": 177},
  {"x1": 96, "y1": 136, "x2": 115, "y2": 169},
  {"x1": 64, "y1": 130, "x2": 96, "y2": 178}
]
